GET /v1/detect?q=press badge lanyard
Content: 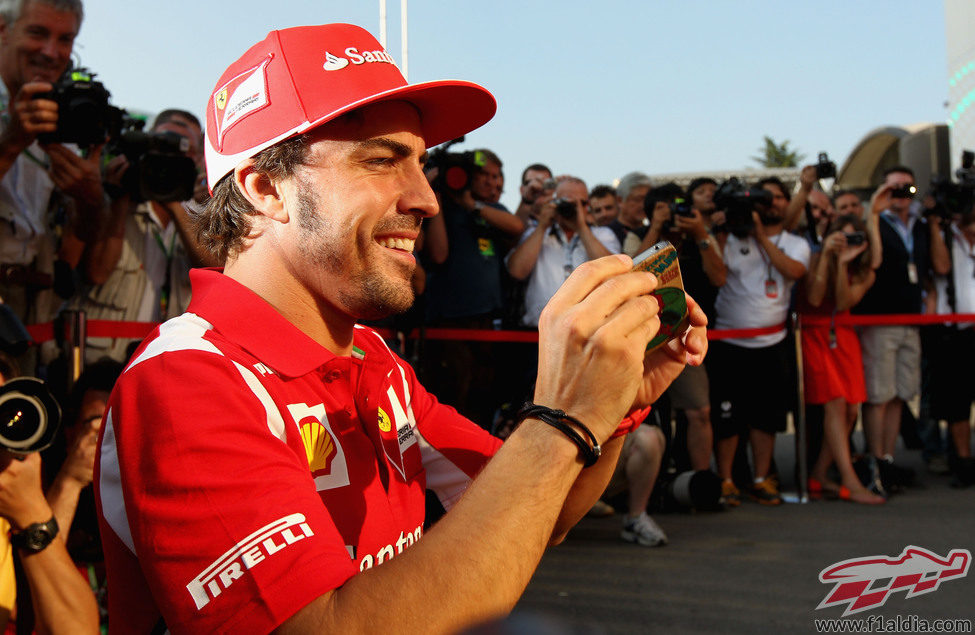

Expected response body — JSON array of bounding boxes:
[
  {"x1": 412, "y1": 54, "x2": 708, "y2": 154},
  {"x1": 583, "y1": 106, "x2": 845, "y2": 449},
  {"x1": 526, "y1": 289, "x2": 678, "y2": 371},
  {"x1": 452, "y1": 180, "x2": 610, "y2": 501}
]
[
  {"x1": 757, "y1": 233, "x2": 784, "y2": 298},
  {"x1": 151, "y1": 226, "x2": 176, "y2": 317},
  {"x1": 881, "y1": 211, "x2": 919, "y2": 284}
]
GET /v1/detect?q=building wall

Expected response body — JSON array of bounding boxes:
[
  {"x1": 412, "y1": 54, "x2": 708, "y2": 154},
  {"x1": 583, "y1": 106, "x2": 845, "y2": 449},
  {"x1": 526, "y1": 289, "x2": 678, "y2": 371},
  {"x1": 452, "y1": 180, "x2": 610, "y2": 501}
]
[{"x1": 945, "y1": 0, "x2": 975, "y2": 170}]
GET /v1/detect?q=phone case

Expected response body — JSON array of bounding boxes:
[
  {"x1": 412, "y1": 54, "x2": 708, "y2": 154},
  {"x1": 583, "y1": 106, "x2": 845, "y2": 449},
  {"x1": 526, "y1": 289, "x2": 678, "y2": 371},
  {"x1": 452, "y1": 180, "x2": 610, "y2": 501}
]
[{"x1": 631, "y1": 241, "x2": 691, "y2": 352}]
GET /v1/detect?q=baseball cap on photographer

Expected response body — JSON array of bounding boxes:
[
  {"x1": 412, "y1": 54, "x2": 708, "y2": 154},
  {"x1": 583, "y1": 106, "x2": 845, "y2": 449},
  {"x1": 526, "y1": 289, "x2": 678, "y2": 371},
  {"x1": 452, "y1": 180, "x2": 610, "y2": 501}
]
[{"x1": 204, "y1": 23, "x2": 497, "y2": 191}]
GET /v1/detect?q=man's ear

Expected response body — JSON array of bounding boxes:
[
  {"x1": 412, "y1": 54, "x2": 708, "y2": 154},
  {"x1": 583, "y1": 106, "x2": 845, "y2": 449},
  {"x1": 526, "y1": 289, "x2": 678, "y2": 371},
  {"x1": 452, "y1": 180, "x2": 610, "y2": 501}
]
[{"x1": 234, "y1": 159, "x2": 289, "y2": 224}]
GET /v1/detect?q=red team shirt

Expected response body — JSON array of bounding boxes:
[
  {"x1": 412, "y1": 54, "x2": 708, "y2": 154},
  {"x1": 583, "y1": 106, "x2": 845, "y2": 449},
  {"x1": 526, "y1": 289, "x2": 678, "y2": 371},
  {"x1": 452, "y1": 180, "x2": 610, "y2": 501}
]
[{"x1": 95, "y1": 269, "x2": 502, "y2": 633}]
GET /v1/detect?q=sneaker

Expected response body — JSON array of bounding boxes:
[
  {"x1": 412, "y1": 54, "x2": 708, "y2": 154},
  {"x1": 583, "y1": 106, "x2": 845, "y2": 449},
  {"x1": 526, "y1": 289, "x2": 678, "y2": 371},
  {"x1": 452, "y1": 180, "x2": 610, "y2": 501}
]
[
  {"x1": 720, "y1": 480, "x2": 741, "y2": 507},
  {"x1": 864, "y1": 455, "x2": 887, "y2": 498},
  {"x1": 749, "y1": 477, "x2": 782, "y2": 506},
  {"x1": 621, "y1": 512, "x2": 668, "y2": 547},
  {"x1": 586, "y1": 500, "x2": 615, "y2": 518}
]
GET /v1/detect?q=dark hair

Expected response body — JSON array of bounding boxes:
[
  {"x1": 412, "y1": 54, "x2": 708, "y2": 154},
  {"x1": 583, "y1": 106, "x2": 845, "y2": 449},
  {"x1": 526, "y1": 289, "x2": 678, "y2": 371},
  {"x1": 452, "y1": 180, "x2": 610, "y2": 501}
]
[
  {"x1": 196, "y1": 134, "x2": 312, "y2": 262},
  {"x1": 757, "y1": 176, "x2": 790, "y2": 202},
  {"x1": 153, "y1": 109, "x2": 201, "y2": 131},
  {"x1": 589, "y1": 184, "x2": 616, "y2": 200},
  {"x1": 826, "y1": 213, "x2": 871, "y2": 276},
  {"x1": 882, "y1": 165, "x2": 915, "y2": 180},
  {"x1": 520, "y1": 163, "x2": 551, "y2": 184},
  {"x1": 643, "y1": 182, "x2": 683, "y2": 211},
  {"x1": 686, "y1": 177, "x2": 717, "y2": 197}
]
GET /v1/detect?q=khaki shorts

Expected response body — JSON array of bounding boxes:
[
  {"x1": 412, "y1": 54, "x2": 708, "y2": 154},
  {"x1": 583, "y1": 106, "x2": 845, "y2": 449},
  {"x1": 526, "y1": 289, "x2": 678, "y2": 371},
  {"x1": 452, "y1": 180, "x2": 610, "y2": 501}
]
[
  {"x1": 667, "y1": 362, "x2": 710, "y2": 411},
  {"x1": 859, "y1": 325, "x2": 920, "y2": 404}
]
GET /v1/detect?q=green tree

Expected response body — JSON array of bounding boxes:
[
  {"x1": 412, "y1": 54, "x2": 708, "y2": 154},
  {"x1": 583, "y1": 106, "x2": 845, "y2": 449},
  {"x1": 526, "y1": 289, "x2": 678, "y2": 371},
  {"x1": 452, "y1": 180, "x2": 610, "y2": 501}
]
[{"x1": 752, "y1": 136, "x2": 805, "y2": 168}]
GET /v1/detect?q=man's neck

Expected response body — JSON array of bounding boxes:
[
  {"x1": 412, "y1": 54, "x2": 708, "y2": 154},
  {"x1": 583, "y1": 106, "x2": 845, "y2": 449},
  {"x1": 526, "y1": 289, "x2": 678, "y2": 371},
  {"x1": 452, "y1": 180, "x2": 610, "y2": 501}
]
[
  {"x1": 763, "y1": 223, "x2": 783, "y2": 237},
  {"x1": 224, "y1": 247, "x2": 356, "y2": 356}
]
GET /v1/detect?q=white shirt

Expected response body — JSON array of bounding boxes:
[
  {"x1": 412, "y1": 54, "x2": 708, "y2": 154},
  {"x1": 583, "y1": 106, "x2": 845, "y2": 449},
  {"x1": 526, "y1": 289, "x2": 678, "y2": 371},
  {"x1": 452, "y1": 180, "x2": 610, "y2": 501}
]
[
  {"x1": 514, "y1": 222, "x2": 620, "y2": 327},
  {"x1": 934, "y1": 222, "x2": 975, "y2": 328},
  {"x1": 714, "y1": 231, "x2": 811, "y2": 348}
]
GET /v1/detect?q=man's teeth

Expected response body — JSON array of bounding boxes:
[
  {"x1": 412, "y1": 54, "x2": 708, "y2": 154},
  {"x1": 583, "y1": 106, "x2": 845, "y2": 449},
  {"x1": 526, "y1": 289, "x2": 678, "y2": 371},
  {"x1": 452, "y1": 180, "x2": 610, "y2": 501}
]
[{"x1": 377, "y1": 237, "x2": 415, "y2": 251}]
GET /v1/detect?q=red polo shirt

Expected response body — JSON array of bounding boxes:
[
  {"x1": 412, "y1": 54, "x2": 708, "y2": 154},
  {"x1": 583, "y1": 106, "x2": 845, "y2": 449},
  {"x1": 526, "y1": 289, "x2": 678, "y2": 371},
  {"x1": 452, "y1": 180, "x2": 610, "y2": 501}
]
[{"x1": 95, "y1": 269, "x2": 501, "y2": 634}]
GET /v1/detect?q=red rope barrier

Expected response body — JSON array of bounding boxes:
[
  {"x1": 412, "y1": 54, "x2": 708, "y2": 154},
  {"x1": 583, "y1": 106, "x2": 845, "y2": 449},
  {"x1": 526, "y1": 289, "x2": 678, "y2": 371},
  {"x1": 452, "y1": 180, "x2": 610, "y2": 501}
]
[{"x1": 22, "y1": 313, "x2": 975, "y2": 346}]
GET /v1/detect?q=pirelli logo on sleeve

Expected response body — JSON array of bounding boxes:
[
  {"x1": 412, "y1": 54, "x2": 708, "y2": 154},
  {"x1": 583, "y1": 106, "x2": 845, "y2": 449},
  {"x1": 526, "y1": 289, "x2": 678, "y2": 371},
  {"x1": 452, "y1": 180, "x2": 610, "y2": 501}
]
[{"x1": 186, "y1": 513, "x2": 314, "y2": 610}]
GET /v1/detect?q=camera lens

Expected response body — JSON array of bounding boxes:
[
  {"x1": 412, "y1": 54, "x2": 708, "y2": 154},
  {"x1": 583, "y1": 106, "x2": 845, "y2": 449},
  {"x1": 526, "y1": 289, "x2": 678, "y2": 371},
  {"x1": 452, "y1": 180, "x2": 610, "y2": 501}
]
[{"x1": 0, "y1": 392, "x2": 46, "y2": 451}]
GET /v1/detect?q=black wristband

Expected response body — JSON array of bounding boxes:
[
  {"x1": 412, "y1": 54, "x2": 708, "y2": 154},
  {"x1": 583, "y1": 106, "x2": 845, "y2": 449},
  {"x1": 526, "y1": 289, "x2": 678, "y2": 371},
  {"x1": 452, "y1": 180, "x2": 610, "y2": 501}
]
[{"x1": 517, "y1": 403, "x2": 601, "y2": 467}]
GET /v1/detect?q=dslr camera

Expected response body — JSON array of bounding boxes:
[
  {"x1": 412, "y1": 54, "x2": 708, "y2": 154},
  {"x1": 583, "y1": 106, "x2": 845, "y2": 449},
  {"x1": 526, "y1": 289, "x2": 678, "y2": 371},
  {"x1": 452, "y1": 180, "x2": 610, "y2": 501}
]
[
  {"x1": 0, "y1": 378, "x2": 61, "y2": 455},
  {"x1": 35, "y1": 68, "x2": 123, "y2": 146},
  {"x1": 427, "y1": 137, "x2": 487, "y2": 195},
  {"x1": 108, "y1": 117, "x2": 198, "y2": 203},
  {"x1": 815, "y1": 152, "x2": 837, "y2": 180},
  {"x1": 713, "y1": 178, "x2": 773, "y2": 238},
  {"x1": 927, "y1": 150, "x2": 975, "y2": 220}
]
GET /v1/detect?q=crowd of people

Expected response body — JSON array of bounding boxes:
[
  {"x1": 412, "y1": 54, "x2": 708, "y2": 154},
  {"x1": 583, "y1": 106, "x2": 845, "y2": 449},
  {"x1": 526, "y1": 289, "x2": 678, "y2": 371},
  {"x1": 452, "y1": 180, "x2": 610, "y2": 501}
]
[{"x1": 0, "y1": 1, "x2": 972, "y2": 633}]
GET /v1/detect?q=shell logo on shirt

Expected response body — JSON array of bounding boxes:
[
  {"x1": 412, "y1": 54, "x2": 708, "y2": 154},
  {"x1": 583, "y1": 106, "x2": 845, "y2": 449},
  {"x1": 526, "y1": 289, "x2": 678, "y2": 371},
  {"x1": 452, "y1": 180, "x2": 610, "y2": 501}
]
[
  {"x1": 287, "y1": 403, "x2": 350, "y2": 491},
  {"x1": 377, "y1": 406, "x2": 392, "y2": 432},
  {"x1": 300, "y1": 421, "x2": 336, "y2": 474}
]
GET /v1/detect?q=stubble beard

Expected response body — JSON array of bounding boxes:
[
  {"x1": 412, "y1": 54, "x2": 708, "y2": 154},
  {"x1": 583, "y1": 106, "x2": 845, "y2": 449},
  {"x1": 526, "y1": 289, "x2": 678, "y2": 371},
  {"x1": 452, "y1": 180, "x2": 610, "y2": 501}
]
[{"x1": 295, "y1": 184, "x2": 415, "y2": 322}]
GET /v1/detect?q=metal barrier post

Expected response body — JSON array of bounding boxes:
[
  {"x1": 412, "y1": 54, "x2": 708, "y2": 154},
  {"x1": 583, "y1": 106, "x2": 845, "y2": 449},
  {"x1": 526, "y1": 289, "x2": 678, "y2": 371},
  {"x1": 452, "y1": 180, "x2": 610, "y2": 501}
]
[
  {"x1": 786, "y1": 311, "x2": 809, "y2": 504},
  {"x1": 61, "y1": 309, "x2": 86, "y2": 390}
]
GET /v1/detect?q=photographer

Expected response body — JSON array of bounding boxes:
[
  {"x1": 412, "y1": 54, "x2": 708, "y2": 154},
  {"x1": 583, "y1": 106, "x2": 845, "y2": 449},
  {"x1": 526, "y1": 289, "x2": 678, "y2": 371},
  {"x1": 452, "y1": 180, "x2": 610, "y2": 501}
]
[
  {"x1": 709, "y1": 176, "x2": 810, "y2": 506},
  {"x1": 513, "y1": 163, "x2": 552, "y2": 223},
  {"x1": 589, "y1": 184, "x2": 619, "y2": 227},
  {"x1": 853, "y1": 167, "x2": 940, "y2": 495},
  {"x1": 422, "y1": 148, "x2": 524, "y2": 425},
  {"x1": 801, "y1": 215, "x2": 884, "y2": 504},
  {"x1": 506, "y1": 176, "x2": 620, "y2": 326},
  {"x1": 0, "y1": 360, "x2": 98, "y2": 633},
  {"x1": 75, "y1": 109, "x2": 219, "y2": 363},
  {"x1": 0, "y1": 0, "x2": 107, "y2": 370},
  {"x1": 926, "y1": 205, "x2": 975, "y2": 485}
]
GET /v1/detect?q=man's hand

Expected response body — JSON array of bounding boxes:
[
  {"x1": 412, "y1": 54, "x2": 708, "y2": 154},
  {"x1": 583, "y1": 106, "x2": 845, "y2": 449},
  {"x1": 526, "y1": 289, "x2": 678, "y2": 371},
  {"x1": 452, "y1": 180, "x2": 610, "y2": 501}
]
[
  {"x1": 534, "y1": 255, "x2": 662, "y2": 441},
  {"x1": 535, "y1": 193, "x2": 556, "y2": 228},
  {"x1": 869, "y1": 183, "x2": 892, "y2": 215},
  {"x1": 632, "y1": 292, "x2": 708, "y2": 408},
  {"x1": 44, "y1": 142, "x2": 106, "y2": 211},
  {"x1": 674, "y1": 209, "x2": 709, "y2": 241},
  {"x1": 520, "y1": 176, "x2": 546, "y2": 205},
  {"x1": 0, "y1": 81, "x2": 57, "y2": 152},
  {"x1": 59, "y1": 418, "x2": 100, "y2": 489},
  {"x1": 0, "y1": 452, "x2": 52, "y2": 530},
  {"x1": 751, "y1": 211, "x2": 768, "y2": 242},
  {"x1": 799, "y1": 165, "x2": 817, "y2": 191}
]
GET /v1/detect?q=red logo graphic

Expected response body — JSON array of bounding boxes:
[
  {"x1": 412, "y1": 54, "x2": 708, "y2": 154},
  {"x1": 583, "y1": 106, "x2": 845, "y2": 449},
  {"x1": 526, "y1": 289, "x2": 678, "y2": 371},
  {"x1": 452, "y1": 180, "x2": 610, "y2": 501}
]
[{"x1": 817, "y1": 546, "x2": 970, "y2": 616}]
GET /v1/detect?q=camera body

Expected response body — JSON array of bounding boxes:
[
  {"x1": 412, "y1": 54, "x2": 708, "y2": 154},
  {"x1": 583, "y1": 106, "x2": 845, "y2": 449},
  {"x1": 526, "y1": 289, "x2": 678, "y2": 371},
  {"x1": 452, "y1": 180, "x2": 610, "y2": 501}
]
[
  {"x1": 713, "y1": 178, "x2": 773, "y2": 238},
  {"x1": 844, "y1": 231, "x2": 866, "y2": 246},
  {"x1": 815, "y1": 152, "x2": 837, "y2": 180},
  {"x1": 0, "y1": 378, "x2": 61, "y2": 455},
  {"x1": 551, "y1": 197, "x2": 577, "y2": 220},
  {"x1": 427, "y1": 137, "x2": 486, "y2": 195},
  {"x1": 34, "y1": 68, "x2": 123, "y2": 146},
  {"x1": 890, "y1": 184, "x2": 917, "y2": 199},
  {"x1": 670, "y1": 196, "x2": 693, "y2": 218},
  {"x1": 109, "y1": 120, "x2": 197, "y2": 203},
  {"x1": 927, "y1": 151, "x2": 975, "y2": 220}
]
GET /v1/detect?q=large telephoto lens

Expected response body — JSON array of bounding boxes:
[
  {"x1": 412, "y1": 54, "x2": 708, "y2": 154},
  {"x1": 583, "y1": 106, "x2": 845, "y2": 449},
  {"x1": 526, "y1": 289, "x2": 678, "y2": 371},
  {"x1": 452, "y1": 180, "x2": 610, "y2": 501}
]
[{"x1": 0, "y1": 378, "x2": 60, "y2": 454}]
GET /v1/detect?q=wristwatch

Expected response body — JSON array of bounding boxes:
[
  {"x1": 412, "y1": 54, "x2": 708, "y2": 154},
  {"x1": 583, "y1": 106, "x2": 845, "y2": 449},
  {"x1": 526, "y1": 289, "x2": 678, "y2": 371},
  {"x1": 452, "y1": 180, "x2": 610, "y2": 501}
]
[
  {"x1": 472, "y1": 201, "x2": 484, "y2": 217},
  {"x1": 697, "y1": 237, "x2": 712, "y2": 251},
  {"x1": 10, "y1": 516, "x2": 59, "y2": 553}
]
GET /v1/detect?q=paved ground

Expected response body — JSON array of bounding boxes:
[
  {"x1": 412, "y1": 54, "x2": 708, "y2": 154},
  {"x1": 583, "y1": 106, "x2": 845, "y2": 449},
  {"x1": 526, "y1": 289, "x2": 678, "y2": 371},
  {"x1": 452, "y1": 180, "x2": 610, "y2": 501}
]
[{"x1": 512, "y1": 435, "x2": 975, "y2": 634}]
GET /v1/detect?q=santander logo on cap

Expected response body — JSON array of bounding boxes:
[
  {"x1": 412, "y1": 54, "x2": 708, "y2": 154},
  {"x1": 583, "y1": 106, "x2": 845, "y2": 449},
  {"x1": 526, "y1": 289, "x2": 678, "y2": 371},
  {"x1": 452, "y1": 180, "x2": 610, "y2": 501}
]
[{"x1": 322, "y1": 46, "x2": 398, "y2": 72}]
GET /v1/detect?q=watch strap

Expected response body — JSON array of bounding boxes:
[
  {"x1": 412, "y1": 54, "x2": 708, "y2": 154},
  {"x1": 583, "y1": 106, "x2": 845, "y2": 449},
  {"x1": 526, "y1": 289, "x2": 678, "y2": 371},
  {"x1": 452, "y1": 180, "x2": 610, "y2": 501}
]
[{"x1": 10, "y1": 515, "x2": 59, "y2": 553}]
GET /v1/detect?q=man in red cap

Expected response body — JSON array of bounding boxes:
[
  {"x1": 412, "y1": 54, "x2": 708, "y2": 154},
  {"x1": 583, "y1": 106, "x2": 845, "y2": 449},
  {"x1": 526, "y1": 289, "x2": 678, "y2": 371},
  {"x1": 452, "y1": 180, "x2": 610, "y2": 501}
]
[{"x1": 95, "y1": 23, "x2": 707, "y2": 633}]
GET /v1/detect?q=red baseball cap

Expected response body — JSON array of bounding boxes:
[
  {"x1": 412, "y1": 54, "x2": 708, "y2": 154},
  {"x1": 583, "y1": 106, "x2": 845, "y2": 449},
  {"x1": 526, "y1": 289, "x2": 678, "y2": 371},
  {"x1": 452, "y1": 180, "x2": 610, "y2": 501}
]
[{"x1": 204, "y1": 23, "x2": 497, "y2": 190}]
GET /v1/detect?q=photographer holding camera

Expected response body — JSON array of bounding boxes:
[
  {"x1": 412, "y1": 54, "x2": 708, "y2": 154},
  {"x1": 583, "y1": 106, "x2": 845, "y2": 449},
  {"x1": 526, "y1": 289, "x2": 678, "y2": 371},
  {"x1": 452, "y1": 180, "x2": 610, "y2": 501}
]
[
  {"x1": 709, "y1": 176, "x2": 810, "y2": 506},
  {"x1": 0, "y1": 357, "x2": 98, "y2": 633},
  {"x1": 506, "y1": 175, "x2": 620, "y2": 327},
  {"x1": 925, "y1": 198, "x2": 975, "y2": 485},
  {"x1": 75, "y1": 109, "x2": 219, "y2": 363},
  {"x1": 513, "y1": 163, "x2": 553, "y2": 223},
  {"x1": 421, "y1": 147, "x2": 524, "y2": 424},
  {"x1": 606, "y1": 171, "x2": 652, "y2": 252},
  {"x1": 0, "y1": 0, "x2": 107, "y2": 370}
]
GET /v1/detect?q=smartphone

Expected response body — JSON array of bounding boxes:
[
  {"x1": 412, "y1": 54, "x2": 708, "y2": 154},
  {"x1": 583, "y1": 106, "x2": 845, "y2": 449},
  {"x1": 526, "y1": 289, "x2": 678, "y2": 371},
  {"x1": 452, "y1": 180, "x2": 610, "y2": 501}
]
[{"x1": 631, "y1": 241, "x2": 691, "y2": 353}]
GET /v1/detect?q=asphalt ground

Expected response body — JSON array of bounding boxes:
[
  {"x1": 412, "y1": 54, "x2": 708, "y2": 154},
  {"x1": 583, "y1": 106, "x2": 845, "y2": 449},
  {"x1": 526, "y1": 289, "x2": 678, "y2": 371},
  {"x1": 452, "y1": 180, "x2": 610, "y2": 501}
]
[{"x1": 511, "y1": 434, "x2": 975, "y2": 635}]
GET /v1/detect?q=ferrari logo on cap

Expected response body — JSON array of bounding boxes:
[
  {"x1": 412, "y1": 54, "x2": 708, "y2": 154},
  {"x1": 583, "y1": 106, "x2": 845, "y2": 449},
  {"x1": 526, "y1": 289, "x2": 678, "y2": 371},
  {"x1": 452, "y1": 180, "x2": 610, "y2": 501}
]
[
  {"x1": 378, "y1": 406, "x2": 392, "y2": 432},
  {"x1": 215, "y1": 89, "x2": 227, "y2": 111}
]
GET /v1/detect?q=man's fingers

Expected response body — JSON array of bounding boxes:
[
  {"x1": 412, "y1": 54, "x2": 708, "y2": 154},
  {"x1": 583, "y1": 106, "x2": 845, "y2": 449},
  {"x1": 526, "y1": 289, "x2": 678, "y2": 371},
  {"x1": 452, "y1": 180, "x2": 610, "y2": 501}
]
[{"x1": 543, "y1": 254, "x2": 634, "y2": 313}]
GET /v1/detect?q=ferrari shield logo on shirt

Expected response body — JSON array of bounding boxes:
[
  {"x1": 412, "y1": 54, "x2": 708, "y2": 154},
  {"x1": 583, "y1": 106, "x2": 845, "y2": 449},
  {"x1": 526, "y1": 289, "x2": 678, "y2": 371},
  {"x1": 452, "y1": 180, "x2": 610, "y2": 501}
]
[
  {"x1": 376, "y1": 376, "x2": 421, "y2": 481},
  {"x1": 186, "y1": 513, "x2": 315, "y2": 610},
  {"x1": 212, "y1": 55, "x2": 272, "y2": 149},
  {"x1": 377, "y1": 406, "x2": 392, "y2": 432},
  {"x1": 289, "y1": 403, "x2": 350, "y2": 491}
]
